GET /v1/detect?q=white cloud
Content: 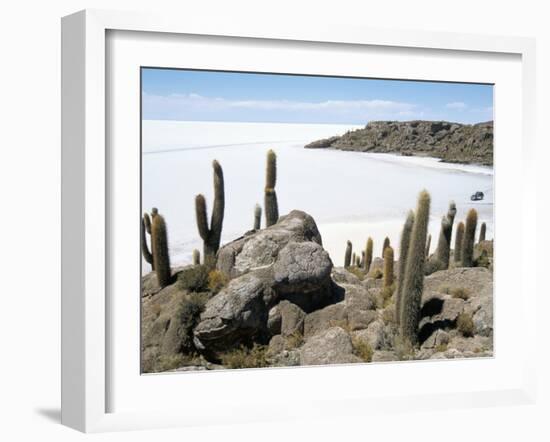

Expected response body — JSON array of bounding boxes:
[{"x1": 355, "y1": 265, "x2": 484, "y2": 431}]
[
  {"x1": 445, "y1": 101, "x2": 467, "y2": 110},
  {"x1": 143, "y1": 92, "x2": 421, "y2": 123}
]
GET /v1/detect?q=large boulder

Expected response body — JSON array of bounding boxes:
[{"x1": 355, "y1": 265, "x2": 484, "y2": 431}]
[
  {"x1": 217, "y1": 210, "x2": 323, "y2": 277},
  {"x1": 194, "y1": 211, "x2": 334, "y2": 356},
  {"x1": 300, "y1": 327, "x2": 361, "y2": 365}
]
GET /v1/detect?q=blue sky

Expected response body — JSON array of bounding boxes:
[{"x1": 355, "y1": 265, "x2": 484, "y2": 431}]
[{"x1": 142, "y1": 68, "x2": 493, "y2": 125}]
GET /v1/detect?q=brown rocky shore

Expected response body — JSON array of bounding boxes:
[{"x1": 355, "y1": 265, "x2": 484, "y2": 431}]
[{"x1": 305, "y1": 120, "x2": 493, "y2": 166}]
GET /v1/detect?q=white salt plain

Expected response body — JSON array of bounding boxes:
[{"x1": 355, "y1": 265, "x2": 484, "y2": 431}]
[{"x1": 142, "y1": 120, "x2": 494, "y2": 271}]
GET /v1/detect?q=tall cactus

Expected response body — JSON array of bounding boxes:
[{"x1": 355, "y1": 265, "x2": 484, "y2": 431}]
[
  {"x1": 344, "y1": 240, "x2": 352, "y2": 268},
  {"x1": 396, "y1": 210, "x2": 415, "y2": 324},
  {"x1": 264, "y1": 150, "x2": 279, "y2": 227},
  {"x1": 400, "y1": 190, "x2": 430, "y2": 346},
  {"x1": 383, "y1": 246, "x2": 394, "y2": 288},
  {"x1": 382, "y1": 237, "x2": 390, "y2": 258},
  {"x1": 195, "y1": 160, "x2": 225, "y2": 260},
  {"x1": 141, "y1": 215, "x2": 154, "y2": 269},
  {"x1": 143, "y1": 212, "x2": 152, "y2": 234},
  {"x1": 454, "y1": 221, "x2": 465, "y2": 263},
  {"x1": 447, "y1": 201, "x2": 457, "y2": 224},
  {"x1": 361, "y1": 251, "x2": 365, "y2": 268},
  {"x1": 151, "y1": 213, "x2": 172, "y2": 288},
  {"x1": 462, "y1": 208, "x2": 478, "y2": 267},
  {"x1": 352, "y1": 252, "x2": 357, "y2": 267},
  {"x1": 192, "y1": 249, "x2": 200, "y2": 266},
  {"x1": 364, "y1": 237, "x2": 373, "y2": 272},
  {"x1": 479, "y1": 222, "x2": 486, "y2": 242},
  {"x1": 253, "y1": 204, "x2": 262, "y2": 230}
]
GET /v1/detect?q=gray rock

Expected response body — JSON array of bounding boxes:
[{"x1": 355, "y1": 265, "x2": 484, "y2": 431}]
[
  {"x1": 278, "y1": 300, "x2": 306, "y2": 337},
  {"x1": 342, "y1": 283, "x2": 377, "y2": 331},
  {"x1": 193, "y1": 273, "x2": 269, "y2": 353},
  {"x1": 353, "y1": 319, "x2": 386, "y2": 350},
  {"x1": 331, "y1": 267, "x2": 362, "y2": 285},
  {"x1": 273, "y1": 241, "x2": 332, "y2": 294},
  {"x1": 300, "y1": 327, "x2": 361, "y2": 366},
  {"x1": 421, "y1": 329, "x2": 450, "y2": 350},
  {"x1": 372, "y1": 350, "x2": 398, "y2": 362},
  {"x1": 303, "y1": 302, "x2": 347, "y2": 338},
  {"x1": 267, "y1": 305, "x2": 282, "y2": 335}
]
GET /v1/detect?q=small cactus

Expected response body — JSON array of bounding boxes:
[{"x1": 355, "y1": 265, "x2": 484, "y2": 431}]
[
  {"x1": 264, "y1": 150, "x2": 279, "y2": 227},
  {"x1": 355, "y1": 255, "x2": 360, "y2": 267},
  {"x1": 253, "y1": 204, "x2": 262, "y2": 230},
  {"x1": 151, "y1": 213, "x2": 172, "y2": 288},
  {"x1": 382, "y1": 237, "x2": 390, "y2": 257},
  {"x1": 462, "y1": 208, "x2": 478, "y2": 267},
  {"x1": 479, "y1": 222, "x2": 486, "y2": 242},
  {"x1": 192, "y1": 249, "x2": 200, "y2": 266},
  {"x1": 400, "y1": 190, "x2": 430, "y2": 346},
  {"x1": 454, "y1": 221, "x2": 465, "y2": 263},
  {"x1": 447, "y1": 201, "x2": 457, "y2": 224},
  {"x1": 361, "y1": 250, "x2": 365, "y2": 268},
  {"x1": 383, "y1": 246, "x2": 394, "y2": 288},
  {"x1": 396, "y1": 210, "x2": 414, "y2": 324},
  {"x1": 143, "y1": 213, "x2": 152, "y2": 234},
  {"x1": 364, "y1": 237, "x2": 373, "y2": 272},
  {"x1": 344, "y1": 240, "x2": 352, "y2": 268},
  {"x1": 141, "y1": 215, "x2": 154, "y2": 269},
  {"x1": 352, "y1": 252, "x2": 357, "y2": 267},
  {"x1": 195, "y1": 160, "x2": 225, "y2": 259},
  {"x1": 435, "y1": 216, "x2": 452, "y2": 269}
]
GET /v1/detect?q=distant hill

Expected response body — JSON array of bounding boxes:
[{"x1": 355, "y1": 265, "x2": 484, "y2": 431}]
[{"x1": 305, "y1": 120, "x2": 493, "y2": 166}]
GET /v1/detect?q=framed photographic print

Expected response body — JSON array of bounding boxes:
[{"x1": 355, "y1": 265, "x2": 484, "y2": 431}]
[{"x1": 61, "y1": 9, "x2": 537, "y2": 432}]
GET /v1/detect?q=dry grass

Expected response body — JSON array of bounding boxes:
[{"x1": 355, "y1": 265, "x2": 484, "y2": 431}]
[
  {"x1": 457, "y1": 312, "x2": 475, "y2": 337},
  {"x1": 351, "y1": 336, "x2": 373, "y2": 362},
  {"x1": 347, "y1": 266, "x2": 365, "y2": 281},
  {"x1": 207, "y1": 269, "x2": 230, "y2": 294},
  {"x1": 220, "y1": 344, "x2": 269, "y2": 369},
  {"x1": 285, "y1": 331, "x2": 304, "y2": 350}
]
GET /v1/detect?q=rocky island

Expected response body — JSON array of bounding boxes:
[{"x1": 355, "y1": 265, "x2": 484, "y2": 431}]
[
  {"x1": 305, "y1": 120, "x2": 494, "y2": 166},
  {"x1": 141, "y1": 150, "x2": 493, "y2": 373}
]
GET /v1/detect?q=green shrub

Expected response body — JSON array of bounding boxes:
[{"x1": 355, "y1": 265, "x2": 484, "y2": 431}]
[
  {"x1": 457, "y1": 312, "x2": 475, "y2": 337},
  {"x1": 178, "y1": 265, "x2": 211, "y2": 292},
  {"x1": 174, "y1": 293, "x2": 208, "y2": 351}
]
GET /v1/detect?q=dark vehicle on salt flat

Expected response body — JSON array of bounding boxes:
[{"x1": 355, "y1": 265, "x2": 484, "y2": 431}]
[{"x1": 471, "y1": 191, "x2": 484, "y2": 201}]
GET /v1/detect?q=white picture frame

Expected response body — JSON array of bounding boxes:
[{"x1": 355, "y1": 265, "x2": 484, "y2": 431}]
[{"x1": 61, "y1": 9, "x2": 538, "y2": 433}]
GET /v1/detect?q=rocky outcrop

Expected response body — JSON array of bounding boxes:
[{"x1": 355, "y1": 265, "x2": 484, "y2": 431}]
[
  {"x1": 305, "y1": 120, "x2": 493, "y2": 166},
  {"x1": 193, "y1": 211, "x2": 334, "y2": 356},
  {"x1": 300, "y1": 327, "x2": 361, "y2": 365}
]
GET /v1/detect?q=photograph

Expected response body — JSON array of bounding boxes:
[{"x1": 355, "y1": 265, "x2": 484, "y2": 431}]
[{"x1": 140, "y1": 68, "x2": 494, "y2": 373}]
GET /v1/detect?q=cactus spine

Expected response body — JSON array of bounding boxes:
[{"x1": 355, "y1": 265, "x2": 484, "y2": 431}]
[
  {"x1": 195, "y1": 160, "x2": 225, "y2": 260},
  {"x1": 396, "y1": 210, "x2": 415, "y2": 324},
  {"x1": 382, "y1": 237, "x2": 390, "y2": 258},
  {"x1": 454, "y1": 221, "x2": 465, "y2": 263},
  {"x1": 383, "y1": 246, "x2": 394, "y2": 288},
  {"x1": 141, "y1": 215, "x2": 154, "y2": 269},
  {"x1": 400, "y1": 190, "x2": 431, "y2": 346},
  {"x1": 192, "y1": 249, "x2": 200, "y2": 266},
  {"x1": 264, "y1": 150, "x2": 279, "y2": 227},
  {"x1": 479, "y1": 222, "x2": 486, "y2": 242},
  {"x1": 462, "y1": 208, "x2": 478, "y2": 267},
  {"x1": 364, "y1": 237, "x2": 373, "y2": 272},
  {"x1": 151, "y1": 214, "x2": 172, "y2": 288},
  {"x1": 344, "y1": 240, "x2": 352, "y2": 268},
  {"x1": 253, "y1": 204, "x2": 262, "y2": 230}
]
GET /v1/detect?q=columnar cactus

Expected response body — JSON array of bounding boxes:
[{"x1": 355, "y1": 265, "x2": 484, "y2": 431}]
[
  {"x1": 143, "y1": 212, "x2": 152, "y2": 234},
  {"x1": 383, "y1": 246, "x2": 394, "y2": 288},
  {"x1": 195, "y1": 160, "x2": 225, "y2": 260},
  {"x1": 435, "y1": 216, "x2": 452, "y2": 269},
  {"x1": 462, "y1": 208, "x2": 478, "y2": 267},
  {"x1": 352, "y1": 252, "x2": 357, "y2": 267},
  {"x1": 396, "y1": 210, "x2": 415, "y2": 324},
  {"x1": 141, "y1": 215, "x2": 154, "y2": 269},
  {"x1": 264, "y1": 150, "x2": 279, "y2": 227},
  {"x1": 400, "y1": 190, "x2": 431, "y2": 346},
  {"x1": 382, "y1": 237, "x2": 390, "y2": 258},
  {"x1": 361, "y1": 251, "x2": 365, "y2": 268},
  {"x1": 479, "y1": 222, "x2": 486, "y2": 243},
  {"x1": 454, "y1": 221, "x2": 465, "y2": 263},
  {"x1": 192, "y1": 249, "x2": 200, "y2": 266},
  {"x1": 253, "y1": 204, "x2": 262, "y2": 230},
  {"x1": 344, "y1": 240, "x2": 352, "y2": 268},
  {"x1": 425, "y1": 234, "x2": 431, "y2": 257},
  {"x1": 151, "y1": 213, "x2": 172, "y2": 288},
  {"x1": 364, "y1": 237, "x2": 373, "y2": 272},
  {"x1": 447, "y1": 201, "x2": 457, "y2": 224}
]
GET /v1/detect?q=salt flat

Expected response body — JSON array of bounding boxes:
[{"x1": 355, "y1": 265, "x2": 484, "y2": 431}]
[{"x1": 142, "y1": 120, "x2": 493, "y2": 270}]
